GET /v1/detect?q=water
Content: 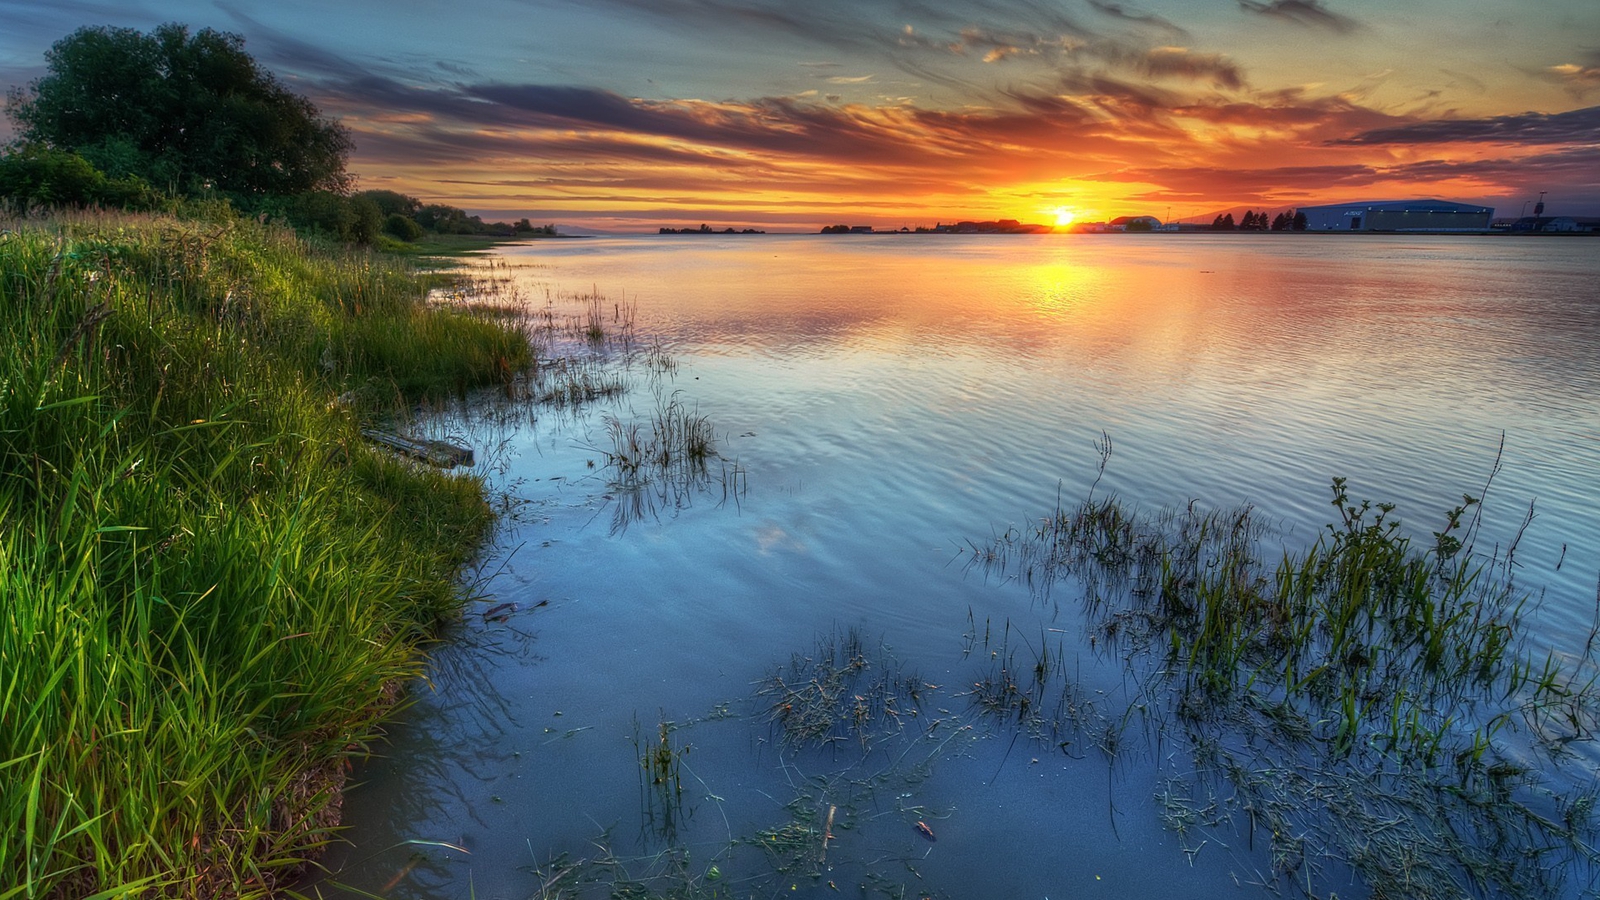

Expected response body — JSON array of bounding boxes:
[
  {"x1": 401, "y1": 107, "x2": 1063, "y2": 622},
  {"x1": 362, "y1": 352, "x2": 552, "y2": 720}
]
[{"x1": 312, "y1": 234, "x2": 1600, "y2": 899}]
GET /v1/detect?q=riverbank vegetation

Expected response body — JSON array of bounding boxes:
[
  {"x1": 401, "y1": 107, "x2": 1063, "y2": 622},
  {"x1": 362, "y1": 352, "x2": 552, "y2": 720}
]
[{"x1": 0, "y1": 208, "x2": 533, "y2": 896}]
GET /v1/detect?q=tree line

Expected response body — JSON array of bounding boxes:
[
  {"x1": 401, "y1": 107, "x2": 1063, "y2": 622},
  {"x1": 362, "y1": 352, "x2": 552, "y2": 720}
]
[
  {"x1": 0, "y1": 23, "x2": 549, "y2": 243},
  {"x1": 1211, "y1": 210, "x2": 1308, "y2": 231}
]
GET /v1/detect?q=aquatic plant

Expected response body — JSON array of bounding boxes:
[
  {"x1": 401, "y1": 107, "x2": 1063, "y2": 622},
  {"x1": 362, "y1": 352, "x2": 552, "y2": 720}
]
[
  {"x1": 966, "y1": 467, "x2": 1600, "y2": 900},
  {"x1": 755, "y1": 628, "x2": 926, "y2": 752},
  {"x1": 521, "y1": 629, "x2": 972, "y2": 900},
  {"x1": 635, "y1": 716, "x2": 692, "y2": 845}
]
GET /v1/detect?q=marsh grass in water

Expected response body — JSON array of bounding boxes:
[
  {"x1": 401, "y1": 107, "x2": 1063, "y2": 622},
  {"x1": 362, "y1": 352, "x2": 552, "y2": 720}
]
[
  {"x1": 523, "y1": 632, "x2": 974, "y2": 900},
  {"x1": 595, "y1": 390, "x2": 744, "y2": 535},
  {"x1": 756, "y1": 628, "x2": 928, "y2": 753},
  {"x1": 636, "y1": 716, "x2": 692, "y2": 845},
  {"x1": 0, "y1": 210, "x2": 534, "y2": 897},
  {"x1": 965, "y1": 454, "x2": 1600, "y2": 899},
  {"x1": 603, "y1": 392, "x2": 717, "y2": 480}
]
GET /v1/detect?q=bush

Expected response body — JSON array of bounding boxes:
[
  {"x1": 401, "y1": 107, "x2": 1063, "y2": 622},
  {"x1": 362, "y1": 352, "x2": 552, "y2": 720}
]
[
  {"x1": 384, "y1": 212, "x2": 425, "y2": 241},
  {"x1": 0, "y1": 145, "x2": 156, "y2": 209}
]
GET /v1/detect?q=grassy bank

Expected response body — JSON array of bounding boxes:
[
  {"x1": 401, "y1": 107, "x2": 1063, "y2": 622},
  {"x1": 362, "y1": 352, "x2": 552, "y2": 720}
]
[{"x1": 0, "y1": 210, "x2": 532, "y2": 897}]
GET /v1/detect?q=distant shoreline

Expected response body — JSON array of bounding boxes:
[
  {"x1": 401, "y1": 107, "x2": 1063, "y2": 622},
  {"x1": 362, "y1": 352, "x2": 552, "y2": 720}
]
[{"x1": 631, "y1": 229, "x2": 1600, "y2": 238}]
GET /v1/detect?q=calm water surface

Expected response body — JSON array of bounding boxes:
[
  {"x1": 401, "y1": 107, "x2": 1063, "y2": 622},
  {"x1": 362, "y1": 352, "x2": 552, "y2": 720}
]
[{"x1": 315, "y1": 235, "x2": 1600, "y2": 899}]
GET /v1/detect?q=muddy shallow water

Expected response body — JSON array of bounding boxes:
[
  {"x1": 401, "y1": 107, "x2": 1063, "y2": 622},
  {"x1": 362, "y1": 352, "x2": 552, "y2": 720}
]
[{"x1": 311, "y1": 234, "x2": 1600, "y2": 899}]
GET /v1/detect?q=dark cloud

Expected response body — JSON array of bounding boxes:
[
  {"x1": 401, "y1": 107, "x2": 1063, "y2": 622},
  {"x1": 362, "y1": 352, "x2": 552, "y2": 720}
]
[
  {"x1": 1084, "y1": 146, "x2": 1600, "y2": 209},
  {"x1": 556, "y1": 0, "x2": 1107, "y2": 88},
  {"x1": 1138, "y1": 47, "x2": 1243, "y2": 90},
  {"x1": 1093, "y1": 162, "x2": 1379, "y2": 193},
  {"x1": 1387, "y1": 146, "x2": 1600, "y2": 186},
  {"x1": 1176, "y1": 94, "x2": 1401, "y2": 135},
  {"x1": 433, "y1": 60, "x2": 478, "y2": 78},
  {"x1": 352, "y1": 126, "x2": 767, "y2": 170},
  {"x1": 1085, "y1": 1, "x2": 1188, "y2": 38},
  {"x1": 1051, "y1": 70, "x2": 1185, "y2": 119},
  {"x1": 1333, "y1": 105, "x2": 1600, "y2": 146},
  {"x1": 1237, "y1": 1, "x2": 1359, "y2": 34},
  {"x1": 317, "y1": 73, "x2": 971, "y2": 168}
]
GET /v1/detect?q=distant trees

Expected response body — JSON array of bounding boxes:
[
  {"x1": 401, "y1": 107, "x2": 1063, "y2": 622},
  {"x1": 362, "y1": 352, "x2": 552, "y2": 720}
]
[
  {"x1": 5, "y1": 23, "x2": 351, "y2": 197},
  {"x1": 277, "y1": 190, "x2": 383, "y2": 244},
  {"x1": 1239, "y1": 210, "x2": 1271, "y2": 231},
  {"x1": 1212, "y1": 209, "x2": 1307, "y2": 232},
  {"x1": 350, "y1": 190, "x2": 550, "y2": 240},
  {"x1": 362, "y1": 190, "x2": 424, "y2": 220}
]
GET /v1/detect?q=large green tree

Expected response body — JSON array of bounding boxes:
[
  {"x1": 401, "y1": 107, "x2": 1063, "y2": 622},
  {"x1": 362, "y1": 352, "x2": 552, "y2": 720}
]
[{"x1": 5, "y1": 23, "x2": 351, "y2": 197}]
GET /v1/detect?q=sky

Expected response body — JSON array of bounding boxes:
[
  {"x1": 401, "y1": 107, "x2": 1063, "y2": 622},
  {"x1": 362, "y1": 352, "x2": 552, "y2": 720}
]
[{"x1": 2, "y1": 0, "x2": 1598, "y2": 230}]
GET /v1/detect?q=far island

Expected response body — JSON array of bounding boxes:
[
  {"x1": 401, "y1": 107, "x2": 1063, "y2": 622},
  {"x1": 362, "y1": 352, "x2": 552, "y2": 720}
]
[
  {"x1": 660, "y1": 224, "x2": 767, "y2": 234},
  {"x1": 821, "y1": 219, "x2": 1051, "y2": 234}
]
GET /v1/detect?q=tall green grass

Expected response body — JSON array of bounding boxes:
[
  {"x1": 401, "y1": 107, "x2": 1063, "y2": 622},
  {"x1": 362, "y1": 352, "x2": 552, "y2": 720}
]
[{"x1": 0, "y1": 210, "x2": 532, "y2": 896}]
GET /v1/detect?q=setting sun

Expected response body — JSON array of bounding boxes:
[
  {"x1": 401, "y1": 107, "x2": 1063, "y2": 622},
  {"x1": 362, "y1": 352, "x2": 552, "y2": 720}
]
[{"x1": 1051, "y1": 207, "x2": 1077, "y2": 228}]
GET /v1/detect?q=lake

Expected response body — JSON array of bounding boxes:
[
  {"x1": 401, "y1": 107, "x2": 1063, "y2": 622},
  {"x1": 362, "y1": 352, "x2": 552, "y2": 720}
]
[{"x1": 311, "y1": 234, "x2": 1600, "y2": 900}]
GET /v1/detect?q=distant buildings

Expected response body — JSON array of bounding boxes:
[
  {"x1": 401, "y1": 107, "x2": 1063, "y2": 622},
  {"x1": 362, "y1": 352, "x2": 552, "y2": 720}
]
[
  {"x1": 1297, "y1": 199, "x2": 1493, "y2": 232},
  {"x1": 1107, "y1": 215, "x2": 1163, "y2": 232},
  {"x1": 1505, "y1": 216, "x2": 1600, "y2": 233}
]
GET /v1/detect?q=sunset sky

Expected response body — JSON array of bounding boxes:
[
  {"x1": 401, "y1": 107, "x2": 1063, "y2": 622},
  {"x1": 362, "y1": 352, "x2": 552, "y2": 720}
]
[{"x1": 3, "y1": 0, "x2": 1598, "y2": 230}]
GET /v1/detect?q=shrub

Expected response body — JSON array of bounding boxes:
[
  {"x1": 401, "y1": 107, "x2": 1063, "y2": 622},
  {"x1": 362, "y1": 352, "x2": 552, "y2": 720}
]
[
  {"x1": 0, "y1": 145, "x2": 156, "y2": 209},
  {"x1": 384, "y1": 212, "x2": 425, "y2": 241}
]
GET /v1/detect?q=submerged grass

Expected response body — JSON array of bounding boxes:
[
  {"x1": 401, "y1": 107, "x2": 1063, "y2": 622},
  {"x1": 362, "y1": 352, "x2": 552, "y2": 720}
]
[
  {"x1": 967, "y1": 457, "x2": 1600, "y2": 900},
  {"x1": 524, "y1": 631, "x2": 972, "y2": 900},
  {"x1": 756, "y1": 628, "x2": 927, "y2": 753},
  {"x1": 0, "y1": 210, "x2": 534, "y2": 897}
]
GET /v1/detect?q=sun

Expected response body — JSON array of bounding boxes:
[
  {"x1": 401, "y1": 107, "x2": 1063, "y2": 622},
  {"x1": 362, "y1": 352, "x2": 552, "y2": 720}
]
[{"x1": 1051, "y1": 206, "x2": 1076, "y2": 227}]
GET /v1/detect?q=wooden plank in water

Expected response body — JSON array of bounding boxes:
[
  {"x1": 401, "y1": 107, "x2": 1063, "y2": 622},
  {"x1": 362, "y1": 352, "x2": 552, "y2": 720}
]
[{"x1": 360, "y1": 428, "x2": 474, "y2": 468}]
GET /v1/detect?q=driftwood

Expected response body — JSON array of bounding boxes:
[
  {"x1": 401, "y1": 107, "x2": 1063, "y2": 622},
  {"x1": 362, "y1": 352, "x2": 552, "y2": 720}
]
[{"x1": 360, "y1": 429, "x2": 474, "y2": 468}]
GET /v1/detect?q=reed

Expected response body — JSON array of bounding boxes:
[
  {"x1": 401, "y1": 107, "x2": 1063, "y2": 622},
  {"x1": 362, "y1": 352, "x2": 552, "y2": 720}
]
[
  {"x1": 601, "y1": 392, "x2": 718, "y2": 485},
  {"x1": 0, "y1": 209, "x2": 533, "y2": 896},
  {"x1": 967, "y1": 465, "x2": 1600, "y2": 900}
]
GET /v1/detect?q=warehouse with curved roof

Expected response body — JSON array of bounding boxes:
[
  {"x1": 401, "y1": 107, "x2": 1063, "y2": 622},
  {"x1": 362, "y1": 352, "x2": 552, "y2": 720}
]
[{"x1": 1297, "y1": 199, "x2": 1494, "y2": 232}]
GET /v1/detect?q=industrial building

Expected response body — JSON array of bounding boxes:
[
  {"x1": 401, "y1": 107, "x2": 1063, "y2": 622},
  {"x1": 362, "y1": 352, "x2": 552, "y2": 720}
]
[
  {"x1": 1508, "y1": 215, "x2": 1600, "y2": 233},
  {"x1": 1108, "y1": 215, "x2": 1163, "y2": 231},
  {"x1": 1297, "y1": 199, "x2": 1494, "y2": 232}
]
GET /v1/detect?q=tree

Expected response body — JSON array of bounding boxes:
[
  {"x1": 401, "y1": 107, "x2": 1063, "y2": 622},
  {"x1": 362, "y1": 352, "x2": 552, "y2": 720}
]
[
  {"x1": 1292, "y1": 211, "x2": 1308, "y2": 231},
  {"x1": 359, "y1": 190, "x2": 422, "y2": 219},
  {"x1": 6, "y1": 23, "x2": 351, "y2": 197},
  {"x1": 282, "y1": 191, "x2": 382, "y2": 243}
]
